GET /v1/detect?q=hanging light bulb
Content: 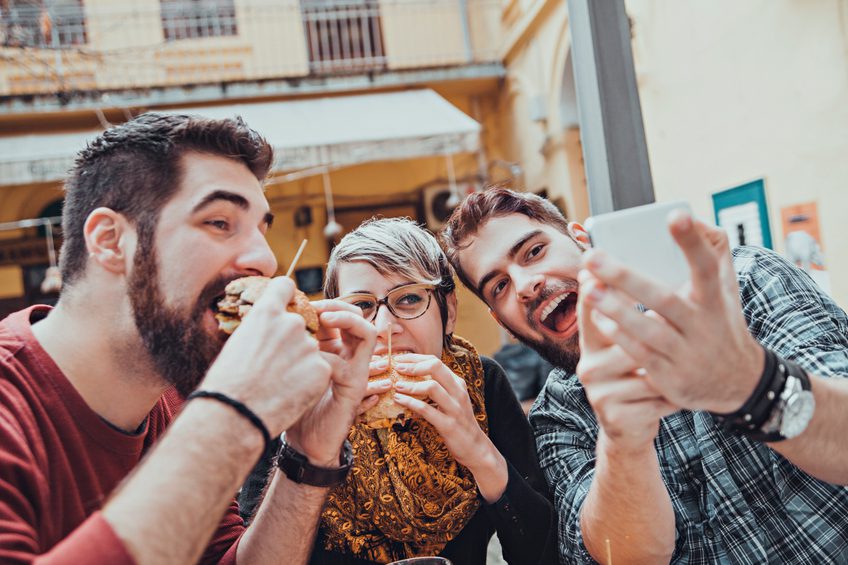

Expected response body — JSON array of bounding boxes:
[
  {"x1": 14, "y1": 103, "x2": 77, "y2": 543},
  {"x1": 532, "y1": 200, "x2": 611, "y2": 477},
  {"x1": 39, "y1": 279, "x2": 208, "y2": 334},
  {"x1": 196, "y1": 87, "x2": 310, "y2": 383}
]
[
  {"x1": 41, "y1": 266, "x2": 62, "y2": 294},
  {"x1": 40, "y1": 221, "x2": 62, "y2": 294},
  {"x1": 322, "y1": 168, "x2": 344, "y2": 240},
  {"x1": 323, "y1": 220, "x2": 343, "y2": 240}
]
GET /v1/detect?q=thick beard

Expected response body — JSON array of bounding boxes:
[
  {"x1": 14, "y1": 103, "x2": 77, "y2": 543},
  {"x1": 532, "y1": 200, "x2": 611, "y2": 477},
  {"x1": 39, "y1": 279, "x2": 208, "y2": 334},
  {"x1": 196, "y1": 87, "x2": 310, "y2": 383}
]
[
  {"x1": 128, "y1": 226, "x2": 229, "y2": 397},
  {"x1": 499, "y1": 281, "x2": 581, "y2": 375}
]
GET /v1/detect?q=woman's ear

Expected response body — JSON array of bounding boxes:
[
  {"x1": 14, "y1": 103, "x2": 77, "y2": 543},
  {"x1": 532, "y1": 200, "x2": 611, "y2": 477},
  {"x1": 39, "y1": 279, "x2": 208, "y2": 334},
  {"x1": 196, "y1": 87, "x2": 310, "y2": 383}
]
[
  {"x1": 83, "y1": 208, "x2": 134, "y2": 275},
  {"x1": 444, "y1": 291, "x2": 458, "y2": 335},
  {"x1": 568, "y1": 222, "x2": 591, "y2": 249}
]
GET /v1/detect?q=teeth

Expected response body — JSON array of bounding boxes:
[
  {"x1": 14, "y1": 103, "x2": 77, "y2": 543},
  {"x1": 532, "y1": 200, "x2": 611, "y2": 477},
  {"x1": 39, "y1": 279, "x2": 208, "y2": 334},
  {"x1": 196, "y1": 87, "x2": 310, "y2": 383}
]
[{"x1": 540, "y1": 292, "x2": 571, "y2": 322}]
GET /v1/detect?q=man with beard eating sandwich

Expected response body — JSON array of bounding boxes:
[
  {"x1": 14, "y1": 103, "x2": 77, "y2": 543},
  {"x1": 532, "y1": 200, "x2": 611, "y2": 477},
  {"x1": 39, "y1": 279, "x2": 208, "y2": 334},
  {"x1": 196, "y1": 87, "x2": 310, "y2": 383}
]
[
  {"x1": 440, "y1": 188, "x2": 848, "y2": 564},
  {"x1": 0, "y1": 113, "x2": 376, "y2": 564}
]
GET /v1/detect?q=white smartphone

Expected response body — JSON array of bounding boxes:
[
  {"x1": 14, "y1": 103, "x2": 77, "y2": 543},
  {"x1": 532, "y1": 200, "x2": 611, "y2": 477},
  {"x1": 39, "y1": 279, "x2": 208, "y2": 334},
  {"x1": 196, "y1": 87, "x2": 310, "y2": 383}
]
[{"x1": 584, "y1": 201, "x2": 691, "y2": 289}]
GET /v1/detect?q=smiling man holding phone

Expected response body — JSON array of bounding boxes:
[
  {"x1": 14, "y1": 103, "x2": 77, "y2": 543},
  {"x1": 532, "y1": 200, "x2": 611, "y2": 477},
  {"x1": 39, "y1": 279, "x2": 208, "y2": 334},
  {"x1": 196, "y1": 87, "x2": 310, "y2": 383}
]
[{"x1": 440, "y1": 188, "x2": 848, "y2": 564}]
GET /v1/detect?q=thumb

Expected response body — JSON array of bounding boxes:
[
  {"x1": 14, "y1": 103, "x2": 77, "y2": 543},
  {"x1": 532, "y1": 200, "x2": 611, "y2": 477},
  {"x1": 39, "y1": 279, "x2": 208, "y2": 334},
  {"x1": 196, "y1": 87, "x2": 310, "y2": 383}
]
[{"x1": 254, "y1": 276, "x2": 296, "y2": 315}]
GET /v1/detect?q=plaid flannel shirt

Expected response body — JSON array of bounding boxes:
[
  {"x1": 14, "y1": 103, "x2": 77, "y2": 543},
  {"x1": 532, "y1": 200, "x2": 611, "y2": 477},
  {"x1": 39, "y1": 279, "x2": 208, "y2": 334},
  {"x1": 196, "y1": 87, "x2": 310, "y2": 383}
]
[{"x1": 531, "y1": 246, "x2": 848, "y2": 564}]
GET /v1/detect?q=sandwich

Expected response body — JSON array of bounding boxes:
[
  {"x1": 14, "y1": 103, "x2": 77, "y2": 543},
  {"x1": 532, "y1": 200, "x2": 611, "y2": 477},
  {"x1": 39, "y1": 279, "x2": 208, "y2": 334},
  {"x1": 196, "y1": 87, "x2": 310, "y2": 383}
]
[
  {"x1": 215, "y1": 276, "x2": 319, "y2": 336},
  {"x1": 361, "y1": 359, "x2": 431, "y2": 429}
]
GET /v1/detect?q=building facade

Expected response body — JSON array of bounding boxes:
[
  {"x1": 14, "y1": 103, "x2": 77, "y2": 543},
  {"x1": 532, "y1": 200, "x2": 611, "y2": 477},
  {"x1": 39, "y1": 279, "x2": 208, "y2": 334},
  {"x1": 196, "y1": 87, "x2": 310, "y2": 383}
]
[{"x1": 3, "y1": 0, "x2": 846, "y2": 352}]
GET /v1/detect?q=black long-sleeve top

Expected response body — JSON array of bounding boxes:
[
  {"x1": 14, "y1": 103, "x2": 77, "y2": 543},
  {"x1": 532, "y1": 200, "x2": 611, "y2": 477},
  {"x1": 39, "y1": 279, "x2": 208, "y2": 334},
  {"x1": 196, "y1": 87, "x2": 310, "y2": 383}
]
[{"x1": 238, "y1": 356, "x2": 557, "y2": 565}]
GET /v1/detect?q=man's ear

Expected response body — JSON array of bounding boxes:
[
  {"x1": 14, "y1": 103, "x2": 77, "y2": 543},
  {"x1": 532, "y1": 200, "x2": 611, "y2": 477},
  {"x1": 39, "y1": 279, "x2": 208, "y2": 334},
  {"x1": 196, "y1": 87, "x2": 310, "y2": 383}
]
[
  {"x1": 444, "y1": 291, "x2": 458, "y2": 335},
  {"x1": 83, "y1": 207, "x2": 134, "y2": 275},
  {"x1": 568, "y1": 221, "x2": 591, "y2": 249}
]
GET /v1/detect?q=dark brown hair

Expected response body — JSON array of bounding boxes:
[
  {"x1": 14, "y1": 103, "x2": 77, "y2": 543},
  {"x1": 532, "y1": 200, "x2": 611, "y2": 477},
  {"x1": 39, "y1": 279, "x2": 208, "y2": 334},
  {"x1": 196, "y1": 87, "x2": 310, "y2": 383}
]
[
  {"x1": 439, "y1": 187, "x2": 570, "y2": 299},
  {"x1": 59, "y1": 112, "x2": 273, "y2": 286}
]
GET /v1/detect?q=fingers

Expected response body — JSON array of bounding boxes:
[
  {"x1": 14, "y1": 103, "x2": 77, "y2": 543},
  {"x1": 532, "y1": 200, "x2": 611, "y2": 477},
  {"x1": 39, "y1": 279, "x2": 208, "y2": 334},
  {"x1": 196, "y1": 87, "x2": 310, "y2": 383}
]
[
  {"x1": 581, "y1": 250, "x2": 691, "y2": 330},
  {"x1": 252, "y1": 276, "x2": 297, "y2": 316},
  {"x1": 393, "y1": 392, "x2": 451, "y2": 430},
  {"x1": 576, "y1": 343, "x2": 640, "y2": 384},
  {"x1": 319, "y1": 310, "x2": 377, "y2": 360},
  {"x1": 393, "y1": 355, "x2": 467, "y2": 398},
  {"x1": 311, "y1": 299, "x2": 363, "y2": 316},
  {"x1": 369, "y1": 360, "x2": 391, "y2": 376},
  {"x1": 581, "y1": 280, "x2": 683, "y2": 364},
  {"x1": 587, "y1": 376, "x2": 666, "y2": 406},
  {"x1": 356, "y1": 393, "x2": 382, "y2": 416},
  {"x1": 694, "y1": 219, "x2": 730, "y2": 252},
  {"x1": 668, "y1": 211, "x2": 722, "y2": 301},
  {"x1": 312, "y1": 299, "x2": 362, "y2": 342}
]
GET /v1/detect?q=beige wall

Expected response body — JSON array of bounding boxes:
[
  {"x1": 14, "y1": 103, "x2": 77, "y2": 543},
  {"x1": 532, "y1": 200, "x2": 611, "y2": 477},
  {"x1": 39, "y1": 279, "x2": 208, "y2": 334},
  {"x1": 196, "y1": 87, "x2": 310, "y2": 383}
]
[
  {"x1": 0, "y1": 0, "x2": 498, "y2": 96},
  {"x1": 626, "y1": 0, "x2": 848, "y2": 306},
  {"x1": 496, "y1": 0, "x2": 589, "y2": 221}
]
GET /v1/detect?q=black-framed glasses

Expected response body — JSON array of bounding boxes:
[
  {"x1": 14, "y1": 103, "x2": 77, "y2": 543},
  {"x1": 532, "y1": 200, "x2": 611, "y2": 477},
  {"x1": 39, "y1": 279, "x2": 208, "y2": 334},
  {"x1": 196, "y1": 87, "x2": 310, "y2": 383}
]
[{"x1": 339, "y1": 283, "x2": 437, "y2": 322}]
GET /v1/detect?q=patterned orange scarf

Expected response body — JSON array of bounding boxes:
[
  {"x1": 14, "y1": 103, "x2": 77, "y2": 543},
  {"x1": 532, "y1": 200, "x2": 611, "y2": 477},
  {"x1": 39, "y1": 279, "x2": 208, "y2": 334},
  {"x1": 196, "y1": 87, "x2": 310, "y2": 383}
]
[{"x1": 321, "y1": 335, "x2": 489, "y2": 563}]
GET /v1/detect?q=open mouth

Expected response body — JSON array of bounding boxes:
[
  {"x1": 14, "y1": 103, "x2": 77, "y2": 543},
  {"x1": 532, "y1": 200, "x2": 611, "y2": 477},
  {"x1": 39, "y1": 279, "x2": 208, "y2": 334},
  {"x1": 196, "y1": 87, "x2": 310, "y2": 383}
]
[
  {"x1": 373, "y1": 347, "x2": 415, "y2": 357},
  {"x1": 539, "y1": 291, "x2": 578, "y2": 335}
]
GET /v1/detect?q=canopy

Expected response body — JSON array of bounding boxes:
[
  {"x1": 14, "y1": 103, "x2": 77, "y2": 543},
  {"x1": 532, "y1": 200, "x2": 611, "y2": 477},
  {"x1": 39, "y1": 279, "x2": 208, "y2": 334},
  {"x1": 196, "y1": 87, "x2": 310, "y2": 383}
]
[{"x1": 0, "y1": 89, "x2": 480, "y2": 186}]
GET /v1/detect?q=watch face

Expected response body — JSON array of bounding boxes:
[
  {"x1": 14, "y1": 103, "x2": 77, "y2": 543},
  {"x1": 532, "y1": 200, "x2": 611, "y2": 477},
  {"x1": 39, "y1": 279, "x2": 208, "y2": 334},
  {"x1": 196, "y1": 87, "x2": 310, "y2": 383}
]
[{"x1": 780, "y1": 390, "x2": 816, "y2": 439}]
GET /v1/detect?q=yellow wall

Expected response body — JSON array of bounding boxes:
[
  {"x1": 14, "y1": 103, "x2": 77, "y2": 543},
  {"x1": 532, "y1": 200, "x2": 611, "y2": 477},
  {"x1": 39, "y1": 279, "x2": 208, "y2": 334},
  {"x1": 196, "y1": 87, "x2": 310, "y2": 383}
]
[{"x1": 0, "y1": 266, "x2": 24, "y2": 298}]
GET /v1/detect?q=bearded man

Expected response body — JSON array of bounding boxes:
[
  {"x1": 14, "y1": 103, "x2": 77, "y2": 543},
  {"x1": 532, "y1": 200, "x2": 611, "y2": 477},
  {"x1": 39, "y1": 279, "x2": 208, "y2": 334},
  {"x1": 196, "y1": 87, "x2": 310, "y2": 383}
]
[
  {"x1": 0, "y1": 113, "x2": 376, "y2": 564},
  {"x1": 441, "y1": 188, "x2": 848, "y2": 564}
]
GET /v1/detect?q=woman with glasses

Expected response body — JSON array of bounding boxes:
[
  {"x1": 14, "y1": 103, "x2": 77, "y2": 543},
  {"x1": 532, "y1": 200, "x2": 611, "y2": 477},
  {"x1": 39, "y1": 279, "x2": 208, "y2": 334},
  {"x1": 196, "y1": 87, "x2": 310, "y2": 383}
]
[{"x1": 240, "y1": 217, "x2": 555, "y2": 565}]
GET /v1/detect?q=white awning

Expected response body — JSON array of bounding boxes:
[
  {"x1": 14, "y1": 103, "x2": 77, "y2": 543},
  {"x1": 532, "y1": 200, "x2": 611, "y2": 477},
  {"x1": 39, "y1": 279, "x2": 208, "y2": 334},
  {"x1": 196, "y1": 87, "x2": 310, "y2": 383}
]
[{"x1": 0, "y1": 89, "x2": 480, "y2": 186}]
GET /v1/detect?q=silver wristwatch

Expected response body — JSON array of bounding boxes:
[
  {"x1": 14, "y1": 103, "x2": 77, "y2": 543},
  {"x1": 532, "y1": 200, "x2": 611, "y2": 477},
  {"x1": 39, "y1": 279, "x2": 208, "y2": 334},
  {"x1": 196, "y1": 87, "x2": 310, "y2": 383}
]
[{"x1": 761, "y1": 370, "x2": 816, "y2": 440}]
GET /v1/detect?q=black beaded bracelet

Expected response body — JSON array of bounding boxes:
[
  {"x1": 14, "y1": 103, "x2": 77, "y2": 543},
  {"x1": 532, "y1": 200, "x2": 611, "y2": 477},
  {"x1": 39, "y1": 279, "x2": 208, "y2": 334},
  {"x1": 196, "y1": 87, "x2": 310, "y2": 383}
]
[
  {"x1": 712, "y1": 346, "x2": 786, "y2": 436},
  {"x1": 186, "y1": 390, "x2": 271, "y2": 454}
]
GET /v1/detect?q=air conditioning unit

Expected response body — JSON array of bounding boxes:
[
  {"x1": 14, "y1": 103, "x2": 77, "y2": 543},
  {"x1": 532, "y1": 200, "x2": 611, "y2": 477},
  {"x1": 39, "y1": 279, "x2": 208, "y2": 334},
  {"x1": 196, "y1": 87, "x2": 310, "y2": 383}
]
[{"x1": 421, "y1": 184, "x2": 475, "y2": 231}]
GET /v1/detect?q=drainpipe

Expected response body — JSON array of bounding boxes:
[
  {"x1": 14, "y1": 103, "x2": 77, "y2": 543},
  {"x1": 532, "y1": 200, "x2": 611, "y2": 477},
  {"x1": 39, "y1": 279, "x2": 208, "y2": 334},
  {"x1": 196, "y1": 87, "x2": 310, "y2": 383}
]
[{"x1": 459, "y1": 0, "x2": 474, "y2": 63}]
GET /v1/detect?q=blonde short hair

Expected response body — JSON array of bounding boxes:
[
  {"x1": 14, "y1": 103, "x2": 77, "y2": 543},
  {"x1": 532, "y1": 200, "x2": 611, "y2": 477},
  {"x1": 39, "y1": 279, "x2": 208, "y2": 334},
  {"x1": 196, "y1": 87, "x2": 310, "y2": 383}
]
[{"x1": 324, "y1": 217, "x2": 456, "y2": 345}]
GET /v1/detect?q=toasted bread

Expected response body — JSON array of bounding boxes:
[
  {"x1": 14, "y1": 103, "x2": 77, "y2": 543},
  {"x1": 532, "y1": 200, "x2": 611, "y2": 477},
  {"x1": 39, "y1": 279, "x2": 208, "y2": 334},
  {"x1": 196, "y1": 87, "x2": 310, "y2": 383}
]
[{"x1": 215, "y1": 276, "x2": 319, "y2": 336}]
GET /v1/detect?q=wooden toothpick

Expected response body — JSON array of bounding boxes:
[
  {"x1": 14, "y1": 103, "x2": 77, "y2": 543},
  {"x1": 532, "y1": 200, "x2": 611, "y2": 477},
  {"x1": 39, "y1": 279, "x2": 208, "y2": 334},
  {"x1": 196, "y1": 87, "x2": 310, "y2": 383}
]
[
  {"x1": 285, "y1": 239, "x2": 308, "y2": 279},
  {"x1": 605, "y1": 539, "x2": 612, "y2": 565},
  {"x1": 387, "y1": 322, "x2": 393, "y2": 367}
]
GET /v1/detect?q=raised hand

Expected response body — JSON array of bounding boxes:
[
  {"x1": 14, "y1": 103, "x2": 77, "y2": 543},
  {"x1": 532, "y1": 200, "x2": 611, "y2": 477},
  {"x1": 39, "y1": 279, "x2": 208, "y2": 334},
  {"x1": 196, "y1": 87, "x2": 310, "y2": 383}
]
[
  {"x1": 581, "y1": 212, "x2": 764, "y2": 414},
  {"x1": 576, "y1": 271, "x2": 678, "y2": 453},
  {"x1": 201, "y1": 276, "x2": 331, "y2": 438},
  {"x1": 286, "y1": 299, "x2": 378, "y2": 466},
  {"x1": 387, "y1": 353, "x2": 509, "y2": 503}
]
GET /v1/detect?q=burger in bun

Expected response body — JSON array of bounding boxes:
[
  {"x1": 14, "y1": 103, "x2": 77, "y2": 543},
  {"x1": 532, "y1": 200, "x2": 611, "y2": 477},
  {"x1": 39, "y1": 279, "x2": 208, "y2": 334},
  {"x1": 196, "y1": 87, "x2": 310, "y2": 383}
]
[
  {"x1": 215, "y1": 276, "x2": 319, "y2": 336},
  {"x1": 361, "y1": 358, "x2": 431, "y2": 429}
]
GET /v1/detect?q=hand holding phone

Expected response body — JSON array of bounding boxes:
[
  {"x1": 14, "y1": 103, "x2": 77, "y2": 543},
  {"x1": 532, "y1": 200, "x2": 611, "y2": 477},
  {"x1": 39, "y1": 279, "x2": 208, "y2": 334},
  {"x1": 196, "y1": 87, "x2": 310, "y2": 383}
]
[{"x1": 584, "y1": 201, "x2": 691, "y2": 289}]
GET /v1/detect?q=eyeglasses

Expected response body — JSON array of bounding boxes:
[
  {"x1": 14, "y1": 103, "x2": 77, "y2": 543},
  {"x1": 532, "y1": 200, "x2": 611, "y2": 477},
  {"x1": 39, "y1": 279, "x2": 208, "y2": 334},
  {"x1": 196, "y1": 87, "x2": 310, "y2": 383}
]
[{"x1": 338, "y1": 283, "x2": 436, "y2": 322}]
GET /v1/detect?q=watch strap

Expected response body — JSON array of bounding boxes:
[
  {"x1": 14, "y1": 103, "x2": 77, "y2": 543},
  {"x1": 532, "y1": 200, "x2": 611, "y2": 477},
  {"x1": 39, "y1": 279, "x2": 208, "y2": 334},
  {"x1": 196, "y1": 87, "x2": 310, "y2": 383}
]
[{"x1": 275, "y1": 437, "x2": 353, "y2": 488}]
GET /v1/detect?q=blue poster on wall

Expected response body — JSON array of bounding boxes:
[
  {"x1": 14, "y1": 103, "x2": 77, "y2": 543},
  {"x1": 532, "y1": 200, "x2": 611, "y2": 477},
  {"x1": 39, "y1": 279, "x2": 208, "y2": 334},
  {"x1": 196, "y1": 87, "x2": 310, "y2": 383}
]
[{"x1": 712, "y1": 179, "x2": 773, "y2": 250}]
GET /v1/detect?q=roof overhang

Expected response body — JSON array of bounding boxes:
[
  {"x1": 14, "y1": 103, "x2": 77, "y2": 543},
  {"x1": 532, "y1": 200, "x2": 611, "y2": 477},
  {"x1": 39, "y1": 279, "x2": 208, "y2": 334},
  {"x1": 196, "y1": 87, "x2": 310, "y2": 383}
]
[{"x1": 0, "y1": 89, "x2": 480, "y2": 186}]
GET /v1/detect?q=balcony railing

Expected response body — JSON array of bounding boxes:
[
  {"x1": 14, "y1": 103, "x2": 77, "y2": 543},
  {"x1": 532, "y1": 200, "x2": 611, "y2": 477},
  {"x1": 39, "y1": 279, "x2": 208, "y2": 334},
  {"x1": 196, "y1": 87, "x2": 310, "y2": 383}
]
[
  {"x1": 301, "y1": 0, "x2": 386, "y2": 74},
  {"x1": 0, "y1": 0, "x2": 500, "y2": 97}
]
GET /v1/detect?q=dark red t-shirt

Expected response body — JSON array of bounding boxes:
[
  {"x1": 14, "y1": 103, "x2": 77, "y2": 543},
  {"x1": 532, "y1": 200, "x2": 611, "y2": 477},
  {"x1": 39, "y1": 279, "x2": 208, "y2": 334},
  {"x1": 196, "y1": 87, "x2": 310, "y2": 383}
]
[{"x1": 0, "y1": 306, "x2": 244, "y2": 564}]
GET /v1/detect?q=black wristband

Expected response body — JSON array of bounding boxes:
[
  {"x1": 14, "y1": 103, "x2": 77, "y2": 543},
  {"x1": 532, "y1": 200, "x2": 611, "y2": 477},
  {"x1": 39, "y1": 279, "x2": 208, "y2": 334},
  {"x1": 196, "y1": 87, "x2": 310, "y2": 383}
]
[
  {"x1": 712, "y1": 346, "x2": 786, "y2": 436},
  {"x1": 186, "y1": 390, "x2": 271, "y2": 454}
]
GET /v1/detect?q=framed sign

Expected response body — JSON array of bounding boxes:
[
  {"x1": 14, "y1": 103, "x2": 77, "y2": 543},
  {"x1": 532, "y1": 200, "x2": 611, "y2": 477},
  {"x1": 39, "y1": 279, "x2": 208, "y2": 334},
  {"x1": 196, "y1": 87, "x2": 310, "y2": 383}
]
[{"x1": 712, "y1": 179, "x2": 772, "y2": 249}]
